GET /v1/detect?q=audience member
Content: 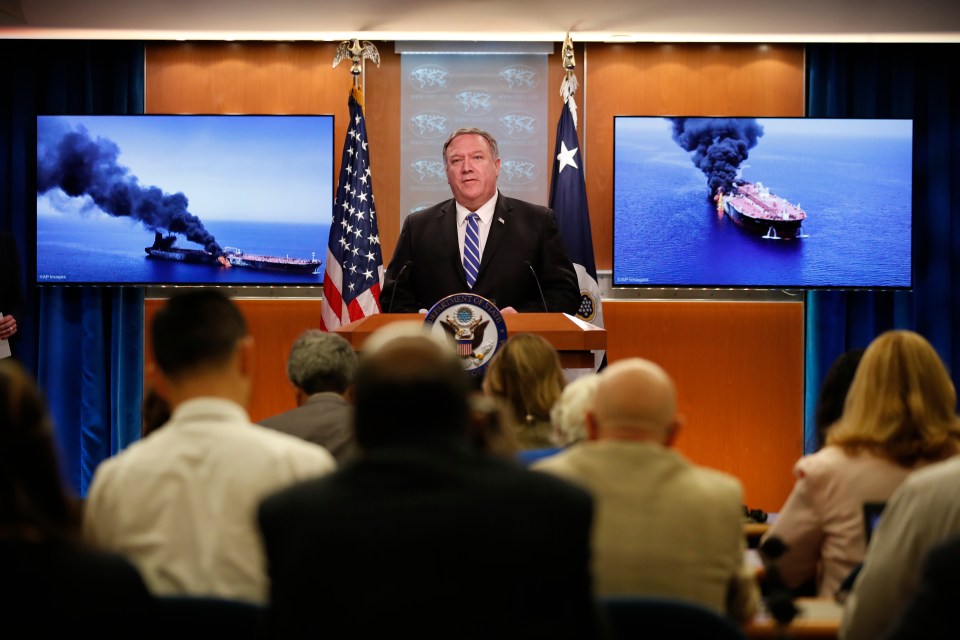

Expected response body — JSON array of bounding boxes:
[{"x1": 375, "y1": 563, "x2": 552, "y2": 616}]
[
  {"x1": 0, "y1": 359, "x2": 154, "y2": 634},
  {"x1": 533, "y1": 357, "x2": 759, "y2": 624},
  {"x1": 83, "y1": 289, "x2": 336, "y2": 605},
  {"x1": 259, "y1": 329, "x2": 359, "y2": 463},
  {"x1": 466, "y1": 392, "x2": 521, "y2": 459},
  {"x1": 812, "y1": 348, "x2": 865, "y2": 450},
  {"x1": 257, "y1": 321, "x2": 600, "y2": 639},
  {"x1": 549, "y1": 371, "x2": 600, "y2": 446},
  {"x1": 482, "y1": 332, "x2": 566, "y2": 458},
  {"x1": 877, "y1": 533, "x2": 960, "y2": 640},
  {"x1": 839, "y1": 455, "x2": 960, "y2": 640},
  {"x1": 762, "y1": 329, "x2": 960, "y2": 599}
]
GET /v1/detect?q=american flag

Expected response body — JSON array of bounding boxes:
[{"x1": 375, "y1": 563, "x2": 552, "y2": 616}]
[
  {"x1": 320, "y1": 85, "x2": 384, "y2": 331},
  {"x1": 549, "y1": 73, "x2": 606, "y2": 371}
]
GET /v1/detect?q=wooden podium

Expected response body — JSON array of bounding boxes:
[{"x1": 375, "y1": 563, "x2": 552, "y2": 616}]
[{"x1": 334, "y1": 313, "x2": 606, "y2": 369}]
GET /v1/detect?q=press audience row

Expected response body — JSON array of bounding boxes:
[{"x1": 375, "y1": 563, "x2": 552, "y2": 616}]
[{"x1": 2, "y1": 288, "x2": 958, "y2": 639}]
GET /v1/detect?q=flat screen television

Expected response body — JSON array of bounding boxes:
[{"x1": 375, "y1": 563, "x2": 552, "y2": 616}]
[
  {"x1": 36, "y1": 114, "x2": 335, "y2": 286},
  {"x1": 612, "y1": 116, "x2": 914, "y2": 290}
]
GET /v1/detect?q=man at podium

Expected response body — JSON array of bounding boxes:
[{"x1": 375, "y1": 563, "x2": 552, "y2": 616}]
[{"x1": 381, "y1": 128, "x2": 579, "y2": 315}]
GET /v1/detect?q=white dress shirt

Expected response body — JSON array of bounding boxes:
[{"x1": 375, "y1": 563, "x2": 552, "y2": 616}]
[
  {"x1": 83, "y1": 397, "x2": 336, "y2": 604},
  {"x1": 455, "y1": 190, "x2": 499, "y2": 264}
]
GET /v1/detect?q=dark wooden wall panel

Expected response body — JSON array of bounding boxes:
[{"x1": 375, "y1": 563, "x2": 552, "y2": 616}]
[{"x1": 603, "y1": 300, "x2": 804, "y2": 511}]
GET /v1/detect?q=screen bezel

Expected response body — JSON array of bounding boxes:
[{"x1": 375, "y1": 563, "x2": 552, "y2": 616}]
[
  {"x1": 611, "y1": 115, "x2": 915, "y2": 292},
  {"x1": 34, "y1": 113, "x2": 336, "y2": 288}
]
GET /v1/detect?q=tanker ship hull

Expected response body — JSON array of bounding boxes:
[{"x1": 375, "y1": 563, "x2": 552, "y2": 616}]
[
  {"x1": 719, "y1": 181, "x2": 807, "y2": 241},
  {"x1": 723, "y1": 201, "x2": 805, "y2": 240}
]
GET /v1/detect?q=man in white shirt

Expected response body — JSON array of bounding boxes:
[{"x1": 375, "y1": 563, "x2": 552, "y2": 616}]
[
  {"x1": 840, "y1": 455, "x2": 960, "y2": 640},
  {"x1": 83, "y1": 289, "x2": 336, "y2": 604}
]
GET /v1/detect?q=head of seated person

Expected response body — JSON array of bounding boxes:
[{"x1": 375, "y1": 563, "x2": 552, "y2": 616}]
[
  {"x1": 150, "y1": 288, "x2": 253, "y2": 410},
  {"x1": 826, "y1": 329, "x2": 960, "y2": 466},
  {"x1": 352, "y1": 321, "x2": 472, "y2": 451},
  {"x1": 0, "y1": 358, "x2": 82, "y2": 542},
  {"x1": 481, "y1": 332, "x2": 566, "y2": 450},
  {"x1": 550, "y1": 372, "x2": 600, "y2": 447},
  {"x1": 586, "y1": 358, "x2": 682, "y2": 446}
]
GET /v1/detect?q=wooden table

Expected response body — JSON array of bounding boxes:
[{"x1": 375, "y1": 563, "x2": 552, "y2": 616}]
[{"x1": 745, "y1": 598, "x2": 842, "y2": 639}]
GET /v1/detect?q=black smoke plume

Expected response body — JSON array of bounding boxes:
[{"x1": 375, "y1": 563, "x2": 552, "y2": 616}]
[
  {"x1": 670, "y1": 117, "x2": 764, "y2": 197},
  {"x1": 37, "y1": 121, "x2": 222, "y2": 254}
]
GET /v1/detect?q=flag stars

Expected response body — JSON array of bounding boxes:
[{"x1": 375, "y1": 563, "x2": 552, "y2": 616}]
[
  {"x1": 557, "y1": 141, "x2": 579, "y2": 173},
  {"x1": 362, "y1": 268, "x2": 373, "y2": 280},
  {"x1": 364, "y1": 251, "x2": 377, "y2": 262},
  {"x1": 368, "y1": 234, "x2": 379, "y2": 245}
]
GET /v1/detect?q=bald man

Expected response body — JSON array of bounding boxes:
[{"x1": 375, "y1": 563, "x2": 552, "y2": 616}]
[{"x1": 533, "y1": 358, "x2": 759, "y2": 624}]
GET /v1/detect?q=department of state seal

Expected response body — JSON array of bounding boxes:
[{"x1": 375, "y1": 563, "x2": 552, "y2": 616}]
[{"x1": 424, "y1": 293, "x2": 508, "y2": 376}]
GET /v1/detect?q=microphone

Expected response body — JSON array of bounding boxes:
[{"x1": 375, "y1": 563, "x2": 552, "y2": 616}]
[
  {"x1": 386, "y1": 260, "x2": 413, "y2": 314},
  {"x1": 524, "y1": 260, "x2": 548, "y2": 312}
]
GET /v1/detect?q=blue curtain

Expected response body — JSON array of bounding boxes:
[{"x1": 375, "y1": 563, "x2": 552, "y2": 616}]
[
  {"x1": 0, "y1": 41, "x2": 146, "y2": 495},
  {"x1": 804, "y1": 44, "x2": 960, "y2": 452}
]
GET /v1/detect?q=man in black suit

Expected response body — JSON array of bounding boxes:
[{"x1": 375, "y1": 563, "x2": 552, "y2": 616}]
[
  {"x1": 257, "y1": 321, "x2": 600, "y2": 639},
  {"x1": 381, "y1": 128, "x2": 580, "y2": 314},
  {"x1": 0, "y1": 231, "x2": 25, "y2": 360}
]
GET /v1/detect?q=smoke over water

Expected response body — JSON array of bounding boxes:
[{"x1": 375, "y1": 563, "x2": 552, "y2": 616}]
[
  {"x1": 37, "y1": 121, "x2": 222, "y2": 254},
  {"x1": 670, "y1": 117, "x2": 764, "y2": 197}
]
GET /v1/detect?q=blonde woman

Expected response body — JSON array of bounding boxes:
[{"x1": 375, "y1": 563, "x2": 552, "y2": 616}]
[
  {"x1": 762, "y1": 330, "x2": 960, "y2": 598},
  {"x1": 482, "y1": 333, "x2": 566, "y2": 454}
]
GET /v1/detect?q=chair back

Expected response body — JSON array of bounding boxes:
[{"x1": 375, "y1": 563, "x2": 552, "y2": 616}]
[
  {"x1": 151, "y1": 595, "x2": 265, "y2": 637},
  {"x1": 600, "y1": 595, "x2": 747, "y2": 640}
]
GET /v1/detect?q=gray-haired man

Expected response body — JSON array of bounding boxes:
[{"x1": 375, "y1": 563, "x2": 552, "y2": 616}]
[{"x1": 260, "y1": 329, "x2": 359, "y2": 463}]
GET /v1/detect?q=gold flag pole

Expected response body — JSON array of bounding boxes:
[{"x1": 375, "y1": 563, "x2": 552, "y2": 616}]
[{"x1": 560, "y1": 33, "x2": 580, "y2": 129}]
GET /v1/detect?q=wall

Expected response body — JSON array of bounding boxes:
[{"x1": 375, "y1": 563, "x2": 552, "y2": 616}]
[{"x1": 144, "y1": 41, "x2": 806, "y2": 511}]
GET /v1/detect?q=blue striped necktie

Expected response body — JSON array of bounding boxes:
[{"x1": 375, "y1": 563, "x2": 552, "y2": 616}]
[{"x1": 463, "y1": 212, "x2": 481, "y2": 288}]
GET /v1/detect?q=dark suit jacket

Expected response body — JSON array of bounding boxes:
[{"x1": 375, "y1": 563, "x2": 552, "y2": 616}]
[
  {"x1": 1, "y1": 539, "x2": 154, "y2": 636},
  {"x1": 258, "y1": 392, "x2": 358, "y2": 464},
  {"x1": 0, "y1": 231, "x2": 25, "y2": 357},
  {"x1": 881, "y1": 534, "x2": 960, "y2": 640},
  {"x1": 381, "y1": 194, "x2": 580, "y2": 314},
  {"x1": 257, "y1": 439, "x2": 601, "y2": 639}
]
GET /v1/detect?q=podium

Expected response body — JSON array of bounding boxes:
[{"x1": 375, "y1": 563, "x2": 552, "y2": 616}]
[{"x1": 334, "y1": 313, "x2": 606, "y2": 369}]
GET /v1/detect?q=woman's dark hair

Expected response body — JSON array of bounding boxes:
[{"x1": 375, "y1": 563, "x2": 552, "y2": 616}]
[
  {"x1": 813, "y1": 348, "x2": 865, "y2": 449},
  {"x1": 0, "y1": 359, "x2": 81, "y2": 541}
]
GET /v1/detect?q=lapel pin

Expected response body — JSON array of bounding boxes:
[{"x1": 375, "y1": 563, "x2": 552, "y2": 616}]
[{"x1": 498, "y1": 217, "x2": 505, "y2": 224}]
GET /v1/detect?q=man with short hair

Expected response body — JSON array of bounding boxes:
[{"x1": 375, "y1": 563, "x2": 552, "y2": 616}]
[
  {"x1": 259, "y1": 329, "x2": 358, "y2": 463},
  {"x1": 258, "y1": 321, "x2": 600, "y2": 638},
  {"x1": 533, "y1": 358, "x2": 759, "y2": 624},
  {"x1": 83, "y1": 289, "x2": 336, "y2": 604},
  {"x1": 380, "y1": 127, "x2": 580, "y2": 314}
]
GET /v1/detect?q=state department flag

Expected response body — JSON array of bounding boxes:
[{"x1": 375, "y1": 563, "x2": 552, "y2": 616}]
[
  {"x1": 549, "y1": 90, "x2": 605, "y2": 371},
  {"x1": 321, "y1": 85, "x2": 384, "y2": 331}
]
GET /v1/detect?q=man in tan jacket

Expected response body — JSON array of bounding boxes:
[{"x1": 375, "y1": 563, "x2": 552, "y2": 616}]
[{"x1": 533, "y1": 357, "x2": 759, "y2": 624}]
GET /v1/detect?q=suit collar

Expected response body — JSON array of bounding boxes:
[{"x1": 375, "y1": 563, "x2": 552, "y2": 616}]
[{"x1": 437, "y1": 200, "x2": 468, "y2": 288}]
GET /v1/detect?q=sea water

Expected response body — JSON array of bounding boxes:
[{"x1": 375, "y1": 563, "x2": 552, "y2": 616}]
[
  {"x1": 37, "y1": 215, "x2": 330, "y2": 286},
  {"x1": 613, "y1": 120, "x2": 913, "y2": 289}
]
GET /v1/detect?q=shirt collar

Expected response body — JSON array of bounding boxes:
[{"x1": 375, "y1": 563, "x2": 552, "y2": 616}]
[{"x1": 456, "y1": 190, "x2": 498, "y2": 228}]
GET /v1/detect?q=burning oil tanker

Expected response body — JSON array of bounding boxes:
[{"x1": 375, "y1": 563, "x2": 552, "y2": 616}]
[
  {"x1": 715, "y1": 181, "x2": 807, "y2": 240},
  {"x1": 670, "y1": 117, "x2": 808, "y2": 240},
  {"x1": 145, "y1": 233, "x2": 320, "y2": 274}
]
